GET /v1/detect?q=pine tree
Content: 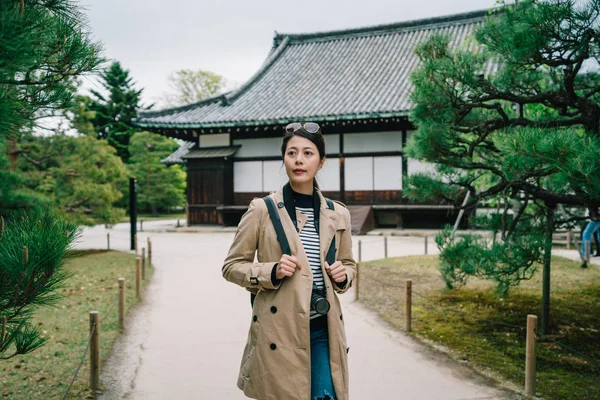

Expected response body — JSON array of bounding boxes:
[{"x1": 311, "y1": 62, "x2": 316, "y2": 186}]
[
  {"x1": 0, "y1": 0, "x2": 103, "y2": 213},
  {"x1": 90, "y1": 62, "x2": 145, "y2": 163},
  {"x1": 0, "y1": 209, "x2": 80, "y2": 360},
  {"x1": 406, "y1": 0, "x2": 600, "y2": 334},
  {"x1": 0, "y1": 0, "x2": 103, "y2": 359}
]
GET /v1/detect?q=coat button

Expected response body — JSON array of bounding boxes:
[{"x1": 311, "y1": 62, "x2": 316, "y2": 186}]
[
  {"x1": 253, "y1": 315, "x2": 258, "y2": 322},
  {"x1": 270, "y1": 343, "x2": 277, "y2": 350},
  {"x1": 340, "y1": 314, "x2": 343, "y2": 320},
  {"x1": 277, "y1": 202, "x2": 284, "y2": 208},
  {"x1": 270, "y1": 306, "x2": 277, "y2": 314}
]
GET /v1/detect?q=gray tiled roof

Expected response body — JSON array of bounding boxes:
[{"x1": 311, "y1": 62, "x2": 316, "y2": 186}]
[
  {"x1": 182, "y1": 146, "x2": 240, "y2": 159},
  {"x1": 161, "y1": 141, "x2": 195, "y2": 165},
  {"x1": 135, "y1": 9, "x2": 492, "y2": 129}
]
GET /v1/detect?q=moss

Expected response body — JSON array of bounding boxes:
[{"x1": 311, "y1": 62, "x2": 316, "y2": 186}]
[{"x1": 359, "y1": 255, "x2": 600, "y2": 400}]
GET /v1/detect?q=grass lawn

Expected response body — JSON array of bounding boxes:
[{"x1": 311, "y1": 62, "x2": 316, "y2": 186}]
[
  {"x1": 1, "y1": 250, "x2": 153, "y2": 399},
  {"x1": 358, "y1": 254, "x2": 600, "y2": 400}
]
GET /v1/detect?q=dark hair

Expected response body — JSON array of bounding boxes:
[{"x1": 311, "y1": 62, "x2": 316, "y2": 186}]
[
  {"x1": 281, "y1": 127, "x2": 326, "y2": 190},
  {"x1": 280, "y1": 128, "x2": 326, "y2": 160}
]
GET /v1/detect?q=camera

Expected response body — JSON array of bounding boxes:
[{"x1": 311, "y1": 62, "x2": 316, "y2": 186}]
[{"x1": 310, "y1": 287, "x2": 330, "y2": 315}]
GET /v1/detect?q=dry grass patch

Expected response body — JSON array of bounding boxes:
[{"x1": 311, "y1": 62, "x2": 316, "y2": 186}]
[{"x1": 359, "y1": 255, "x2": 600, "y2": 400}]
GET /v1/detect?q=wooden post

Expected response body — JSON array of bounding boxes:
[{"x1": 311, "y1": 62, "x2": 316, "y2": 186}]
[
  {"x1": 134, "y1": 234, "x2": 138, "y2": 255},
  {"x1": 142, "y1": 248, "x2": 146, "y2": 280},
  {"x1": 118, "y1": 278, "x2": 125, "y2": 331},
  {"x1": 23, "y1": 246, "x2": 28, "y2": 264},
  {"x1": 355, "y1": 240, "x2": 361, "y2": 301},
  {"x1": 358, "y1": 240, "x2": 362, "y2": 263},
  {"x1": 384, "y1": 236, "x2": 388, "y2": 258},
  {"x1": 136, "y1": 257, "x2": 141, "y2": 299},
  {"x1": 89, "y1": 311, "x2": 100, "y2": 391},
  {"x1": 525, "y1": 315, "x2": 537, "y2": 396},
  {"x1": 424, "y1": 236, "x2": 428, "y2": 255},
  {"x1": 140, "y1": 219, "x2": 144, "y2": 232},
  {"x1": 148, "y1": 237, "x2": 152, "y2": 268},
  {"x1": 107, "y1": 233, "x2": 110, "y2": 250},
  {"x1": 177, "y1": 218, "x2": 181, "y2": 228},
  {"x1": 585, "y1": 240, "x2": 591, "y2": 263},
  {"x1": 566, "y1": 230, "x2": 571, "y2": 250},
  {"x1": 354, "y1": 263, "x2": 360, "y2": 301},
  {"x1": 405, "y1": 280, "x2": 412, "y2": 332}
]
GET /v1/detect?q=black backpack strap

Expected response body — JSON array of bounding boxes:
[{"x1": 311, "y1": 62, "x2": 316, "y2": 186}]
[
  {"x1": 325, "y1": 198, "x2": 336, "y2": 266},
  {"x1": 264, "y1": 196, "x2": 291, "y2": 255},
  {"x1": 251, "y1": 196, "x2": 291, "y2": 308}
]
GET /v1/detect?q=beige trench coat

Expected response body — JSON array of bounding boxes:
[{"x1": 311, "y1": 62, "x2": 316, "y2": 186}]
[{"x1": 222, "y1": 187, "x2": 357, "y2": 400}]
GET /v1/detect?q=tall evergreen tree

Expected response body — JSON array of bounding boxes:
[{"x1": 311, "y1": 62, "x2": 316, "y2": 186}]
[
  {"x1": 90, "y1": 62, "x2": 145, "y2": 163},
  {"x1": 406, "y1": 0, "x2": 600, "y2": 334},
  {"x1": 0, "y1": 0, "x2": 102, "y2": 359}
]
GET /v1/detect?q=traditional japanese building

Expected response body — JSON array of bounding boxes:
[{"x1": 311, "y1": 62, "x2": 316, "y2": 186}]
[{"x1": 133, "y1": 9, "x2": 490, "y2": 231}]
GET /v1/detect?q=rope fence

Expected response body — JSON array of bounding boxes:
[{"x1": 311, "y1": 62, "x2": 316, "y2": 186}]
[{"x1": 58, "y1": 240, "x2": 153, "y2": 399}]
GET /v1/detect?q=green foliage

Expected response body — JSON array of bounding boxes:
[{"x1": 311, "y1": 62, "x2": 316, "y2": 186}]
[
  {"x1": 0, "y1": 208, "x2": 80, "y2": 360},
  {"x1": 90, "y1": 61, "x2": 145, "y2": 163},
  {"x1": 163, "y1": 69, "x2": 227, "y2": 107},
  {"x1": 68, "y1": 94, "x2": 97, "y2": 136},
  {"x1": 436, "y1": 224, "x2": 544, "y2": 297},
  {"x1": 129, "y1": 132, "x2": 186, "y2": 214},
  {"x1": 18, "y1": 133, "x2": 129, "y2": 225},
  {"x1": 407, "y1": 0, "x2": 600, "y2": 300},
  {"x1": 0, "y1": 0, "x2": 103, "y2": 139}
]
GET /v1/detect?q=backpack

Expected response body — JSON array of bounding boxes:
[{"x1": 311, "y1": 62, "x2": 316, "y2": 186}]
[{"x1": 250, "y1": 196, "x2": 336, "y2": 307}]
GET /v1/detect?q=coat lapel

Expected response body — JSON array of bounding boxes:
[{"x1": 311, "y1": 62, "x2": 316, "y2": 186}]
[
  {"x1": 318, "y1": 192, "x2": 340, "y2": 264},
  {"x1": 272, "y1": 190, "x2": 311, "y2": 277}
]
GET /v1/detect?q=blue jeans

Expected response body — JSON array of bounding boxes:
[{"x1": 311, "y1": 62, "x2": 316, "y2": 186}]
[
  {"x1": 310, "y1": 318, "x2": 336, "y2": 400},
  {"x1": 581, "y1": 221, "x2": 600, "y2": 257}
]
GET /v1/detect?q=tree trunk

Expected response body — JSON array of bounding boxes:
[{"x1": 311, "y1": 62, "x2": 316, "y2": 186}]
[{"x1": 540, "y1": 205, "x2": 555, "y2": 335}]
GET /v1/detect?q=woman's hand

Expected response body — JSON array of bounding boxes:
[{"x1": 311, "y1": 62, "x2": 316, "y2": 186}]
[
  {"x1": 275, "y1": 254, "x2": 302, "y2": 280},
  {"x1": 325, "y1": 261, "x2": 347, "y2": 283}
]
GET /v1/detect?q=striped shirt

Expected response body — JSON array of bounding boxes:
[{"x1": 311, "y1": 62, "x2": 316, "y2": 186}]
[{"x1": 293, "y1": 191, "x2": 324, "y2": 320}]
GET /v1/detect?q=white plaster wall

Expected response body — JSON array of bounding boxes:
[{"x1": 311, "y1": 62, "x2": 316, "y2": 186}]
[
  {"x1": 233, "y1": 137, "x2": 282, "y2": 158},
  {"x1": 317, "y1": 157, "x2": 340, "y2": 191},
  {"x1": 324, "y1": 134, "x2": 340, "y2": 154},
  {"x1": 345, "y1": 157, "x2": 374, "y2": 190},
  {"x1": 234, "y1": 161, "x2": 262, "y2": 192},
  {"x1": 199, "y1": 133, "x2": 230, "y2": 148},
  {"x1": 344, "y1": 131, "x2": 403, "y2": 153},
  {"x1": 374, "y1": 156, "x2": 403, "y2": 190},
  {"x1": 263, "y1": 160, "x2": 287, "y2": 192}
]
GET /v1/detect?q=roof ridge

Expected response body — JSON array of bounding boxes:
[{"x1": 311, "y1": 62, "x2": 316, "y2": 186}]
[
  {"x1": 273, "y1": 8, "x2": 492, "y2": 47},
  {"x1": 224, "y1": 36, "x2": 291, "y2": 104}
]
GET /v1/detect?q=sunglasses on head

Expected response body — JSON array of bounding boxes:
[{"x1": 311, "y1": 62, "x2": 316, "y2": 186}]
[{"x1": 285, "y1": 122, "x2": 321, "y2": 134}]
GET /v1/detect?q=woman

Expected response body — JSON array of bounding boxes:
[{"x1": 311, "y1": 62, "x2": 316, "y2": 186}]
[{"x1": 222, "y1": 122, "x2": 356, "y2": 400}]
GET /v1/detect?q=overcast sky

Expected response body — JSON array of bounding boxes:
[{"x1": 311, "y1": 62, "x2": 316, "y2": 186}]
[{"x1": 81, "y1": 0, "x2": 498, "y2": 108}]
